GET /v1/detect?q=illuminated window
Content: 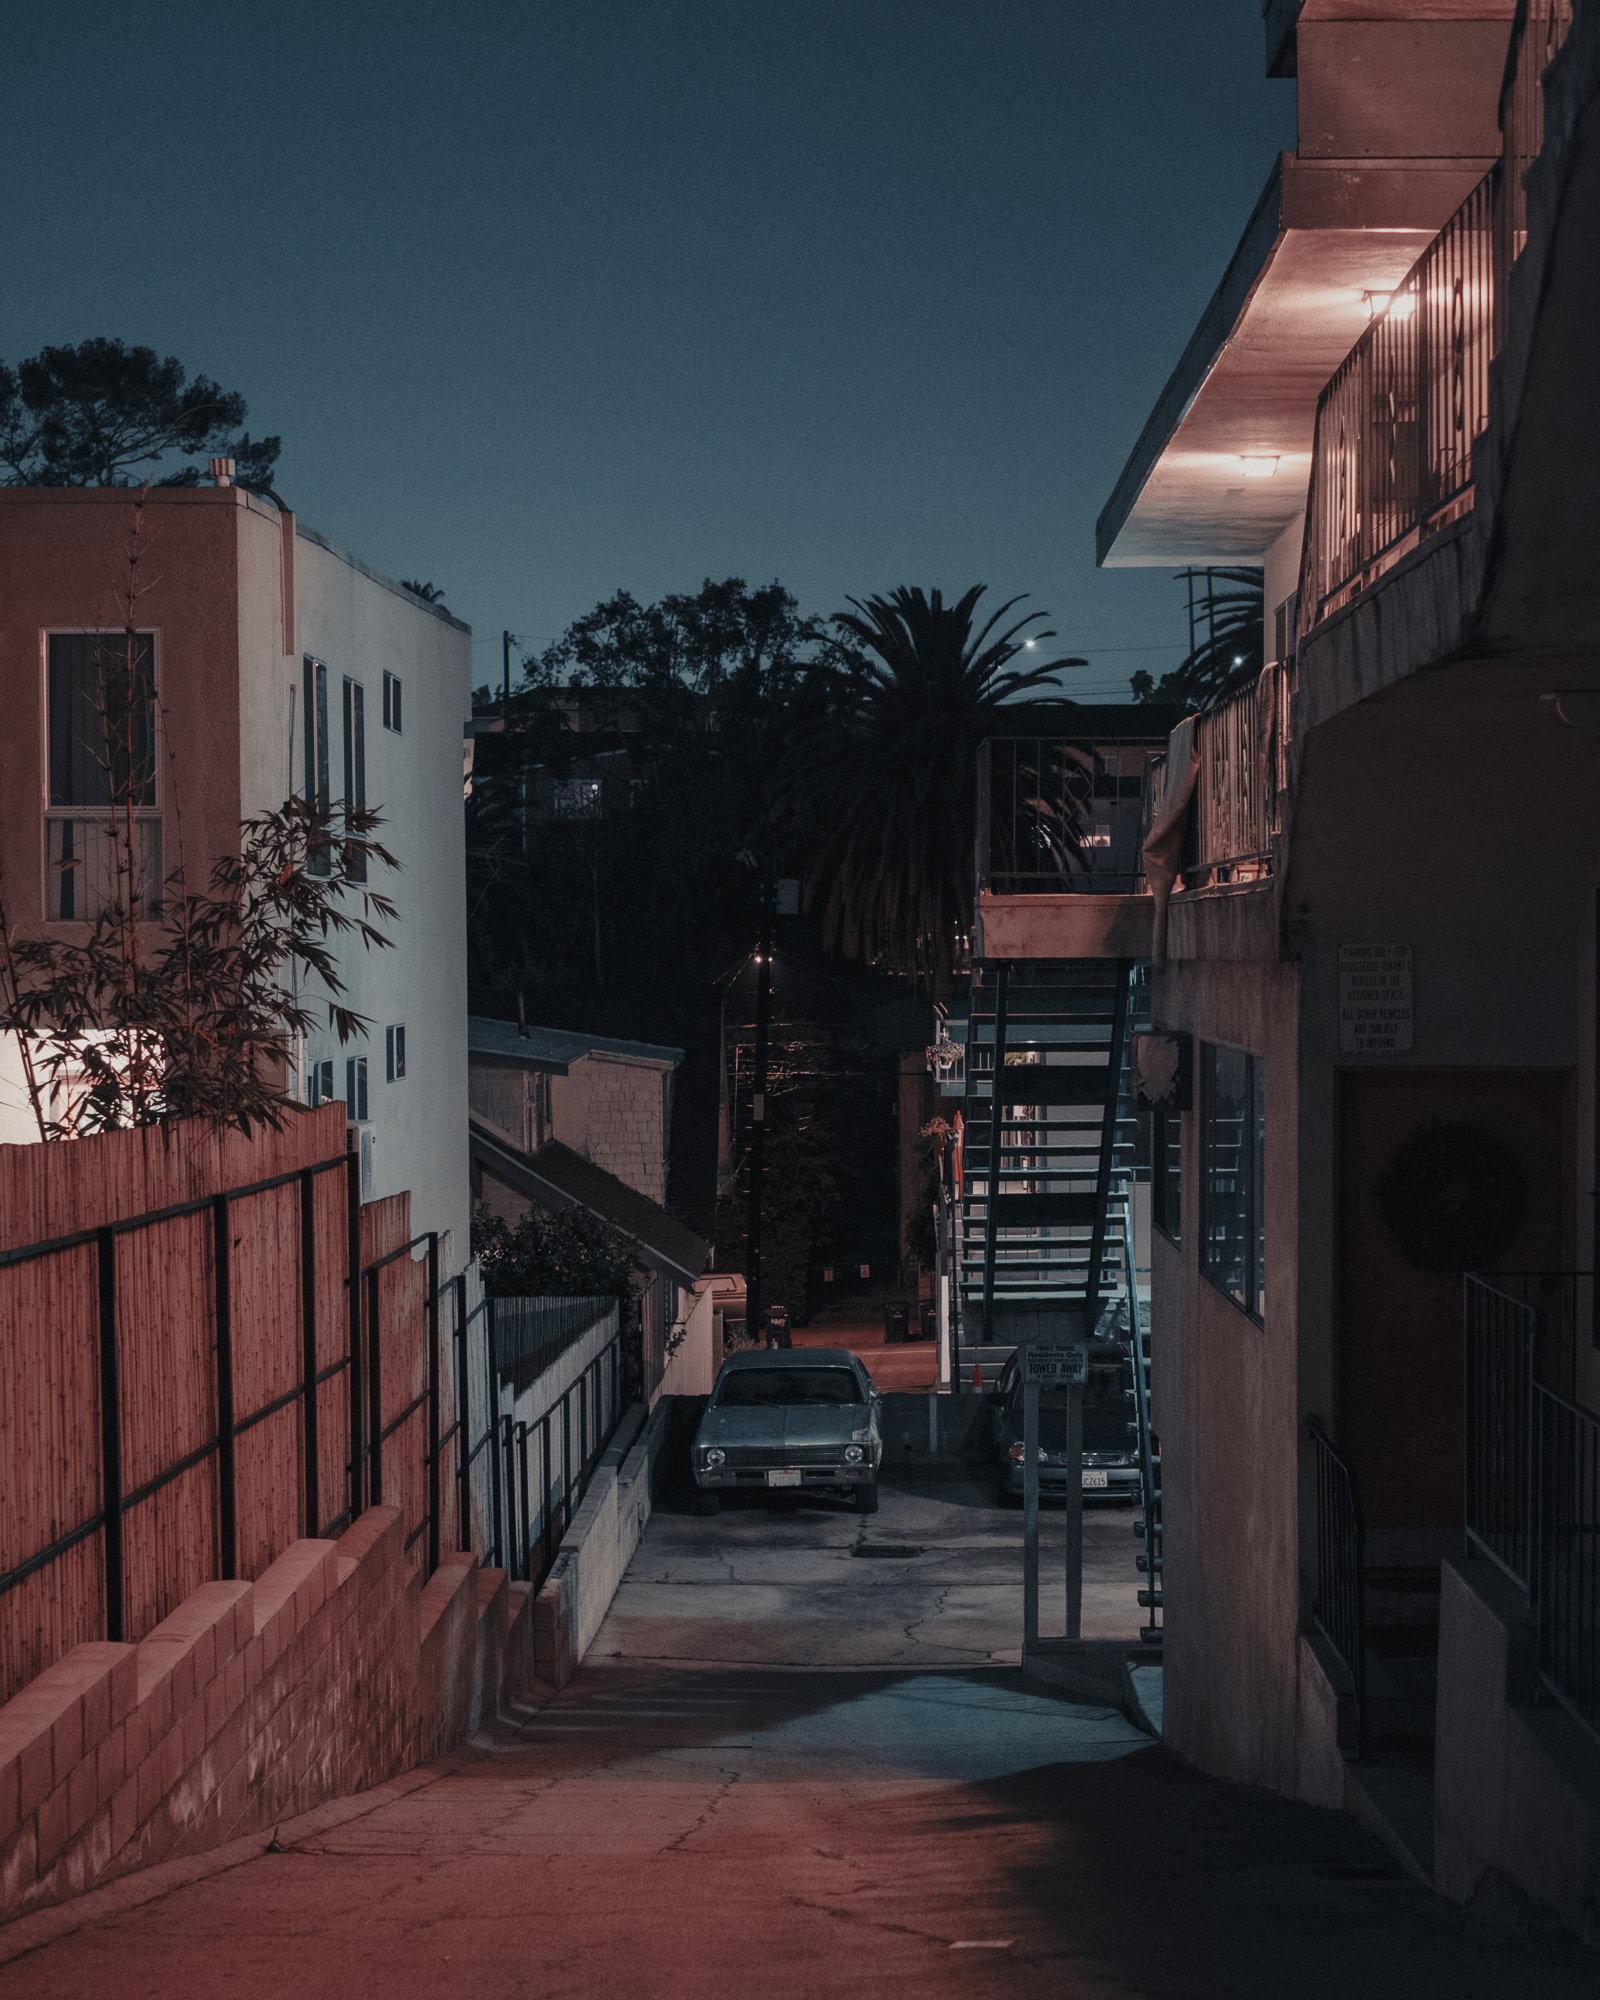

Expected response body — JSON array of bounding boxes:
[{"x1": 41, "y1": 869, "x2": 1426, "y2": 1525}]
[{"x1": 45, "y1": 632, "x2": 162, "y2": 920}]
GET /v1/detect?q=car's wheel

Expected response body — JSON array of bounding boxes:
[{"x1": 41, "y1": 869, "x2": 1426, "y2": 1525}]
[
  {"x1": 854, "y1": 1481, "x2": 880, "y2": 1515},
  {"x1": 696, "y1": 1490, "x2": 720, "y2": 1517},
  {"x1": 997, "y1": 1472, "x2": 1022, "y2": 1508}
]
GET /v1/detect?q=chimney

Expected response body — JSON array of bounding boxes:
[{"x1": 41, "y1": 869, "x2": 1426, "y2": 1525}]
[
  {"x1": 516, "y1": 990, "x2": 529, "y2": 1039},
  {"x1": 209, "y1": 457, "x2": 236, "y2": 488}
]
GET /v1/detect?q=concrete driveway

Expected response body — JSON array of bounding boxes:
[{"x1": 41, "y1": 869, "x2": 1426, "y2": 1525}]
[
  {"x1": 3, "y1": 1468, "x2": 1593, "y2": 2000},
  {"x1": 595, "y1": 1465, "x2": 1147, "y2": 1667}
]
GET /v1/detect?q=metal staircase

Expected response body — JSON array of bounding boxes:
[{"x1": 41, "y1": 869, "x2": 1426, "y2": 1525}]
[
  {"x1": 1123, "y1": 1190, "x2": 1162, "y2": 1644},
  {"x1": 957, "y1": 959, "x2": 1143, "y2": 1378}
]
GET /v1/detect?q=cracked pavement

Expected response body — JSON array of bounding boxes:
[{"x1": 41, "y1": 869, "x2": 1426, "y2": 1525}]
[{"x1": 3, "y1": 1470, "x2": 1593, "y2": 1998}]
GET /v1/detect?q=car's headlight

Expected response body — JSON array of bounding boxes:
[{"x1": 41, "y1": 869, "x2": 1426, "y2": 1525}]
[
  {"x1": 1008, "y1": 1443, "x2": 1047, "y2": 1463},
  {"x1": 701, "y1": 1447, "x2": 725, "y2": 1467},
  {"x1": 844, "y1": 1445, "x2": 863, "y2": 1463}
]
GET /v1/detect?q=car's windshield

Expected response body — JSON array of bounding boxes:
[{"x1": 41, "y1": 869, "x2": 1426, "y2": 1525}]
[{"x1": 718, "y1": 1367, "x2": 864, "y2": 1408}]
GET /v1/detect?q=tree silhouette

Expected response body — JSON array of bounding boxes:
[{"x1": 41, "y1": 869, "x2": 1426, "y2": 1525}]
[
  {"x1": 1131, "y1": 567, "x2": 1264, "y2": 711},
  {"x1": 0, "y1": 338, "x2": 280, "y2": 491},
  {"x1": 773, "y1": 586, "x2": 1081, "y2": 994}
]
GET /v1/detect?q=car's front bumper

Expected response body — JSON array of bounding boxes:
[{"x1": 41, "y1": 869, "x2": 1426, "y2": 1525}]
[
  {"x1": 997, "y1": 1459, "x2": 1140, "y2": 1499},
  {"x1": 694, "y1": 1461, "x2": 876, "y2": 1490}
]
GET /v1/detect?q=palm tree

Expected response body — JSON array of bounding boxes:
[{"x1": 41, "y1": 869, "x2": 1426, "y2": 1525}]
[
  {"x1": 1130, "y1": 567, "x2": 1263, "y2": 711},
  {"x1": 774, "y1": 586, "x2": 1082, "y2": 994}
]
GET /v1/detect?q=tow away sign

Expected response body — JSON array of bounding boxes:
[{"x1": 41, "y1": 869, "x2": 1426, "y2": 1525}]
[{"x1": 1024, "y1": 1342, "x2": 1087, "y2": 1386}]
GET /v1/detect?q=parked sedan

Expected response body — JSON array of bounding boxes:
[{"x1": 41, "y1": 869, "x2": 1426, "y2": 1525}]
[
  {"x1": 990, "y1": 1342, "x2": 1141, "y2": 1506},
  {"x1": 692, "y1": 1348, "x2": 883, "y2": 1515}
]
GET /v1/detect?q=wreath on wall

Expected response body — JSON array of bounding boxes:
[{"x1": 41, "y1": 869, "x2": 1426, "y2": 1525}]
[{"x1": 1375, "y1": 1120, "x2": 1528, "y2": 1274}]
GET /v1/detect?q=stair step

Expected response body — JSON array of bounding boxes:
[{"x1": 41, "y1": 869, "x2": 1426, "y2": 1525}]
[
  {"x1": 1136, "y1": 1555, "x2": 1162, "y2": 1573},
  {"x1": 1138, "y1": 1589, "x2": 1163, "y2": 1608}
]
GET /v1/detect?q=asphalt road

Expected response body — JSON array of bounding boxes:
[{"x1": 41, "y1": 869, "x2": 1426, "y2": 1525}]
[{"x1": 2, "y1": 1471, "x2": 1592, "y2": 1999}]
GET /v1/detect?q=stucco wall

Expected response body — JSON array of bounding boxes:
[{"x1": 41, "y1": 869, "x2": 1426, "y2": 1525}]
[{"x1": 1149, "y1": 946, "x2": 1302, "y2": 1796}]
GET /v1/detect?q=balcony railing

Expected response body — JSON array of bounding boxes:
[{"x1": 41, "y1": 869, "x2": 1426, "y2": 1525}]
[
  {"x1": 977, "y1": 732, "x2": 1171, "y2": 897},
  {"x1": 1298, "y1": 0, "x2": 1573, "y2": 633},
  {"x1": 1189, "y1": 666, "x2": 1292, "y2": 883},
  {"x1": 1465, "y1": 1271, "x2": 1600, "y2": 1748}
]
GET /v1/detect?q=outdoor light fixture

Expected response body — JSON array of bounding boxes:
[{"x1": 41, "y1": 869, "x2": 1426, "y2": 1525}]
[
  {"x1": 1239, "y1": 456, "x2": 1279, "y2": 478},
  {"x1": 1364, "y1": 289, "x2": 1415, "y2": 322}
]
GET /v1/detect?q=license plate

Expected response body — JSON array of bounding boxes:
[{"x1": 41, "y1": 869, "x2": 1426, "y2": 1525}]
[
  {"x1": 1082, "y1": 1470, "x2": 1109, "y2": 1490},
  {"x1": 767, "y1": 1469, "x2": 803, "y2": 1488}
]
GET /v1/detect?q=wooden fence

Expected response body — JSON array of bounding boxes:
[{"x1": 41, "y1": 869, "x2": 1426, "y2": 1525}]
[{"x1": 0, "y1": 1107, "x2": 464, "y2": 1704}]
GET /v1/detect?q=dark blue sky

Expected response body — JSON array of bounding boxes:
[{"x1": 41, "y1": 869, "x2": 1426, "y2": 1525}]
[{"x1": 4, "y1": 3, "x2": 1295, "y2": 696}]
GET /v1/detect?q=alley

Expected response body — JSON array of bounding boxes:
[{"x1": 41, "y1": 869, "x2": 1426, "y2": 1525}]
[{"x1": 2, "y1": 1469, "x2": 1592, "y2": 1999}]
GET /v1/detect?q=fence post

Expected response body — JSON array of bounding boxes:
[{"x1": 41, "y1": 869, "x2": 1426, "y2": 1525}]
[
  {"x1": 368, "y1": 1269, "x2": 383, "y2": 1508},
  {"x1": 501, "y1": 1416, "x2": 518, "y2": 1577},
  {"x1": 542, "y1": 1409, "x2": 554, "y2": 1581},
  {"x1": 213, "y1": 1194, "x2": 238, "y2": 1582},
  {"x1": 562, "y1": 1390, "x2": 574, "y2": 1533},
  {"x1": 455, "y1": 1273, "x2": 471, "y2": 1553},
  {"x1": 487, "y1": 1300, "x2": 503, "y2": 1570},
  {"x1": 426, "y1": 1232, "x2": 440, "y2": 1575},
  {"x1": 96, "y1": 1228, "x2": 124, "y2": 1644},
  {"x1": 346, "y1": 1144, "x2": 363, "y2": 1522},
  {"x1": 300, "y1": 1168, "x2": 319, "y2": 1537},
  {"x1": 517, "y1": 1421, "x2": 532, "y2": 1584}
]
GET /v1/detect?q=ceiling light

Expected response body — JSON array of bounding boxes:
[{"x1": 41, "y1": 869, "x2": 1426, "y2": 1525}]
[{"x1": 1240, "y1": 456, "x2": 1279, "y2": 478}]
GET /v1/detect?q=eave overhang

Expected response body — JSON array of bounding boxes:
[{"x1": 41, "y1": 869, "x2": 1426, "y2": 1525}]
[{"x1": 1096, "y1": 150, "x2": 1494, "y2": 569}]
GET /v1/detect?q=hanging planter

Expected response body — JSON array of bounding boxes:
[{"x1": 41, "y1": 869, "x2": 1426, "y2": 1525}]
[{"x1": 1375, "y1": 1120, "x2": 1528, "y2": 1274}]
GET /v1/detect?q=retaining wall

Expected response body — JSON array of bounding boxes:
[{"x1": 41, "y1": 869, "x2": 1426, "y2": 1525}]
[{"x1": 0, "y1": 1506, "x2": 537, "y2": 1925}]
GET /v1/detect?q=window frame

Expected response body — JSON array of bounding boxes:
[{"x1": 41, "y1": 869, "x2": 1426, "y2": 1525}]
[
  {"x1": 385, "y1": 1024, "x2": 406, "y2": 1082},
  {"x1": 346, "y1": 1054, "x2": 369, "y2": 1123},
  {"x1": 1151, "y1": 1098, "x2": 1182, "y2": 1246},
  {"x1": 41, "y1": 628, "x2": 163, "y2": 924},
  {"x1": 342, "y1": 674, "x2": 367, "y2": 884},
  {"x1": 303, "y1": 655, "x2": 332, "y2": 877},
  {"x1": 1199, "y1": 1041, "x2": 1266, "y2": 1323},
  {"x1": 382, "y1": 670, "x2": 402, "y2": 734}
]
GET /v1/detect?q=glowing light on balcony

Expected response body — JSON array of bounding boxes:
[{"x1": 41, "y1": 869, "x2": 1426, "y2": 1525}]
[
  {"x1": 1363, "y1": 289, "x2": 1415, "y2": 323},
  {"x1": 1239, "y1": 456, "x2": 1279, "y2": 478}
]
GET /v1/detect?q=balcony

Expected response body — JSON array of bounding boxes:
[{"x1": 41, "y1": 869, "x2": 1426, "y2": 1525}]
[
  {"x1": 974, "y1": 727, "x2": 1172, "y2": 961},
  {"x1": 1298, "y1": 0, "x2": 1572, "y2": 633}
]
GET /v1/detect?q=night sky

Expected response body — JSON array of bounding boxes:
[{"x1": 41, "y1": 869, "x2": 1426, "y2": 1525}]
[{"x1": 4, "y1": 3, "x2": 1295, "y2": 697}]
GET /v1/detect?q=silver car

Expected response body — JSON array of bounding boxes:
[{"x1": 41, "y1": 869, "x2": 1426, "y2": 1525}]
[{"x1": 692, "y1": 1348, "x2": 884, "y2": 1515}]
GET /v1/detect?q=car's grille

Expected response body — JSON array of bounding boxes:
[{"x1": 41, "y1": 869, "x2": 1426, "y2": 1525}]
[{"x1": 718, "y1": 1444, "x2": 843, "y2": 1468}]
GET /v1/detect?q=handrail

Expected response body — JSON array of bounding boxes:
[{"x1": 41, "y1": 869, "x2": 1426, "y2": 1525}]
[{"x1": 1306, "y1": 1415, "x2": 1367, "y2": 1761}]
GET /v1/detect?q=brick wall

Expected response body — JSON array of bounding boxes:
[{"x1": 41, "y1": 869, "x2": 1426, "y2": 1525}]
[{"x1": 0, "y1": 1508, "x2": 533, "y2": 1923}]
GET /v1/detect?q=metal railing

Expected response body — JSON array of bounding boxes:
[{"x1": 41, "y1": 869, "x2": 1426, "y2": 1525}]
[
  {"x1": 0, "y1": 1146, "x2": 359, "y2": 1654},
  {"x1": 1298, "y1": 1, "x2": 1573, "y2": 635},
  {"x1": 1299, "y1": 172, "x2": 1497, "y2": 626},
  {"x1": 1307, "y1": 1417, "x2": 1368, "y2": 1760},
  {"x1": 1500, "y1": 0, "x2": 1575, "y2": 280},
  {"x1": 1464, "y1": 1271, "x2": 1600, "y2": 1746},
  {"x1": 458, "y1": 1294, "x2": 623, "y2": 1589},
  {"x1": 977, "y1": 733, "x2": 1172, "y2": 897},
  {"x1": 1190, "y1": 668, "x2": 1291, "y2": 879}
]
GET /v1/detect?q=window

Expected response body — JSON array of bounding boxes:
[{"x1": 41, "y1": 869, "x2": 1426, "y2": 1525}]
[
  {"x1": 552, "y1": 777, "x2": 602, "y2": 819},
  {"x1": 382, "y1": 670, "x2": 402, "y2": 733},
  {"x1": 342, "y1": 677, "x2": 366, "y2": 883},
  {"x1": 308, "y1": 1058, "x2": 334, "y2": 1107},
  {"x1": 346, "y1": 1055, "x2": 369, "y2": 1122},
  {"x1": 303, "y1": 657, "x2": 331, "y2": 876},
  {"x1": 385, "y1": 1024, "x2": 406, "y2": 1082},
  {"x1": 1151, "y1": 1100, "x2": 1182, "y2": 1243},
  {"x1": 46, "y1": 632, "x2": 162, "y2": 920},
  {"x1": 1200, "y1": 1043, "x2": 1265, "y2": 1319}
]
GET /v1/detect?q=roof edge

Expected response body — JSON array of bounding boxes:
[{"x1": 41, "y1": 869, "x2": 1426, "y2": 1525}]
[{"x1": 1095, "y1": 156, "x2": 1288, "y2": 568}]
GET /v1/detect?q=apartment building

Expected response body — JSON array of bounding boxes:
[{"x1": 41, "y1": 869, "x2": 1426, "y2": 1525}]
[
  {"x1": 973, "y1": 0, "x2": 1600, "y2": 1927},
  {"x1": 0, "y1": 481, "x2": 472, "y2": 1263}
]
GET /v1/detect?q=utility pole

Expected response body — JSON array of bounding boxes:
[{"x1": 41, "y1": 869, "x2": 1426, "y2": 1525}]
[
  {"x1": 502, "y1": 630, "x2": 513, "y2": 717},
  {"x1": 745, "y1": 869, "x2": 773, "y2": 1346}
]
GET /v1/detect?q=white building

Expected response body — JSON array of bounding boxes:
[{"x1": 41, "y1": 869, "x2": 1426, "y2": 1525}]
[{"x1": 0, "y1": 482, "x2": 471, "y2": 1266}]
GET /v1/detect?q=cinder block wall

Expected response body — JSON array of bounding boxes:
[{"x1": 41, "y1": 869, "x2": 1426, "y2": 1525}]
[{"x1": 0, "y1": 1508, "x2": 529, "y2": 1923}]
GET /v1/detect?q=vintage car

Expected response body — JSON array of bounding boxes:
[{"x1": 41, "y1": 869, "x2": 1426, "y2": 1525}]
[
  {"x1": 990, "y1": 1340, "x2": 1141, "y2": 1507},
  {"x1": 692, "y1": 1347, "x2": 883, "y2": 1515}
]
